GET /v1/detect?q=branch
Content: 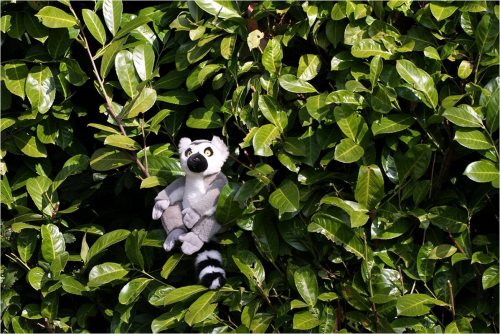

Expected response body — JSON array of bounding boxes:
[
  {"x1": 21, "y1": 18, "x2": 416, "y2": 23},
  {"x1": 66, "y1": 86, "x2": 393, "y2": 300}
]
[{"x1": 69, "y1": 5, "x2": 149, "y2": 179}]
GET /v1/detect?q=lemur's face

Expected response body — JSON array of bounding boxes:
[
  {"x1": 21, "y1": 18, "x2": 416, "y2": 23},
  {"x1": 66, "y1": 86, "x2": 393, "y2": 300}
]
[{"x1": 178, "y1": 137, "x2": 229, "y2": 176}]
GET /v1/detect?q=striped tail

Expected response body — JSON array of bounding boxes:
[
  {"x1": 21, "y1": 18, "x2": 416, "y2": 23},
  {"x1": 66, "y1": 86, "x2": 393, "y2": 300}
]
[{"x1": 195, "y1": 241, "x2": 226, "y2": 290}]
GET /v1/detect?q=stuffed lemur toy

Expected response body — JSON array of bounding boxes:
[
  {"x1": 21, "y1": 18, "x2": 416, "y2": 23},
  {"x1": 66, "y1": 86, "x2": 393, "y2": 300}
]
[{"x1": 152, "y1": 136, "x2": 229, "y2": 289}]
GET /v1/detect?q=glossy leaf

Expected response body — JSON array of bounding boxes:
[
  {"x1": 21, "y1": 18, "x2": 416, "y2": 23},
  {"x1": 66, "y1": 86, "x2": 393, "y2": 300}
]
[
  {"x1": 115, "y1": 50, "x2": 140, "y2": 97},
  {"x1": 482, "y1": 265, "x2": 499, "y2": 290},
  {"x1": 232, "y1": 250, "x2": 265, "y2": 286},
  {"x1": 118, "y1": 278, "x2": 152, "y2": 305},
  {"x1": 294, "y1": 267, "x2": 319, "y2": 306},
  {"x1": 355, "y1": 165, "x2": 384, "y2": 209},
  {"x1": 443, "y1": 106, "x2": 483, "y2": 128},
  {"x1": 25, "y1": 65, "x2": 56, "y2": 114},
  {"x1": 279, "y1": 74, "x2": 318, "y2": 94},
  {"x1": 396, "y1": 59, "x2": 438, "y2": 109},
  {"x1": 82, "y1": 9, "x2": 106, "y2": 45},
  {"x1": 102, "y1": 0, "x2": 122, "y2": 36},
  {"x1": 334, "y1": 138, "x2": 364, "y2": 163},
  {"x1": 124, "y1": 87, "x2": 157, "y2": 118},
  {"x1": 372, "y1": 114, "x2": 415, "y2": 136},
  {"x1": 41, "y1": 224, "x2": 65, "y2": 263},
  {"x1": 262, "y1": 39, "x2": 282, "y2": 74},
  {"x1": 396, "y1": 294, "x2": 446, "y2": 317},
  {"x1": 269, "y1": 179, "x2": 300, "y2": 215},
  {"x1": 86, "y1": 229, "x2": 130, "y2": 263},
  {"x1": 454, "y1": 129, "x2": 493, "y2": 150},
  {"x1": 252, "y1": 124, "x2": 280, "y2": 157},
  {"x1": 293, "y1": 311, "x2": 320, "y2": 330},
  {"x1": 193, "y1": 0, "x2": 241, "y2": 19},
  {"x1": 35, "y1": 6, "x2": 77, "y2": 28},
  {"x1": 297, "y1": 54, "x2": 321, "y2": 81},
  {"x1": 4, "y1": 63, "x2": 28, "y2": 99},
  {"x1": 184, "y1": 291, "x2": 217, "y2": 326},
  {"x1": 88, "y1": 262, "x2": 128, "y2": 287},
  {"x1": 133, "y1": 44, "x2": 155, "y2": 81},
  {"x1": 90, "y1": 147, "x2": 133, "y2": 171}
]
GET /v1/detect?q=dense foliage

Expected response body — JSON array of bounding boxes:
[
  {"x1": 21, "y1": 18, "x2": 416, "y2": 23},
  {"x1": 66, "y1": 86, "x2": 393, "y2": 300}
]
[{"x1": 1, "y1": 0, "x2": 499, "y2": 332}]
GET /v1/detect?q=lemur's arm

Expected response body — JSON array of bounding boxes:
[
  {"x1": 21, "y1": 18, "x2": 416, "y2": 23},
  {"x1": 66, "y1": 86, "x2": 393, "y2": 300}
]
[
  {"x1": 152, "y1": 177, "x2": 185, "y2": 220},
  {"x1": 190, "y1": 174, "x2": 228, "y2": 217}
]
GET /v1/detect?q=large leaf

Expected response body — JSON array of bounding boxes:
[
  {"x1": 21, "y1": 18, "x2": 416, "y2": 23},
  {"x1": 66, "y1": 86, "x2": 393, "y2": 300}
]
[
  {"x1": 334, "y1": 138, "x2": 364, "y2": 163},
  {"x1": 351, "y1": 39, "x2": 393, "y2": 60},
  {"x1": 293, "y1": 311, "x2": 320, "y2": 330},
  {"x1": 86, "y1": 229, "x2": 131, "y2": 263},
  {"x1": 482, "y1": 265, "x2": 499, "y2": 290},
  {"x1": 232, "y1": 250, "x2": 265, "y2": 286},
  {"x1": 464, "y1": 160, "x2": 499, "y2": 184},
  {"x1": 88, "y1": 262, "x2": 128, "y2": 287},
  {"x1": 124, "y1": 87, "x2": 157, "y2": 118},
  {"x1": 35, "y1": 6, "x2": 77, "y2": 28},
  {"x1": 115, "y1": 50, "x2": 140, "y2": 98},
  {"x1": 262, "y1": 39, "x2": 282, "y2": 74},
  {"x1": 26, "y1": 175, "x2": 52, "y2": 213},
  {"x1": 4, "y1": 63, "x2": 28, "y2": 99},
  {"x1": 151, "y1": 285, "x2": 207, "y2": 306},
  {"x1": 52, "y1": 154, "x2": 90, "y2": 191},
  {"x1": 269, "y1": 179, "x2": 300, "y2": 216},
  {"x1": 429, "y1": 3, "x2": 457, "y2": 21},
  {"x1": 454, "y1": 129, "x2": 493, "y2": 150},
  {"x1": 193, "y1": 0, "x2": 241, "y2": 19},
  {"x1": 90, "y1": 147, "x2": 133, "y2": 171},
  {"x1": 442, "y1": 106, "x2": 483, "y2": 128},
  {"x1": 396, "y1": 294, "x2": 447, "y2": 317},
  {"x1": 133, "y1": 44, "x2": 155, "y2": 81},
  {"x1": 25, "y1": 65, "x2": 56, "y2": 114},
  {"x1": 186, "y1": 107, "x2": 223, "y2": 129},
  {"x1": 258, "y1": 95, "x2": 288, "y2": 133},
  {"x1": 82, "y1": 9, "x2": 107, "y2": 45},
  {"x1": 41, "y1": 224, "x2": 65, "y2": 263},
  {"x1": 371, "y1": 114, "x2": 415, "y2": 135},
  {"x1": 475, "y1": 14, "x2": 498, "y2": 54},
  {"x1": 396, "y1": 59, "x2": 438, "y2": 109},
  {"x1": 279, "y1": 74, "x2": 318, "y2": 94},
  {"x1": 294, "y1": 267, "x2": 319, "y2": 306},
  {"x1": 104, "y1": 134, "x2": 141, "y2": 150},
  {"x1": 297, "y1": 54, "x2": 321, "y2": 81},
  {"x1": 252, "y1": 124, "x2": 280, "y2": 157},
  {"x1": 184, "y1": 291, "x2": 217, "y2": 326},
  {"x1": 118, "y1": 278, "x2": 152, "y2": 305},
  {"x1": 102, "y1": 0, "x2": 122, "y2": 36},
  {"x1": 354, "y1": 165, "x2": 384, "y2": 209}
]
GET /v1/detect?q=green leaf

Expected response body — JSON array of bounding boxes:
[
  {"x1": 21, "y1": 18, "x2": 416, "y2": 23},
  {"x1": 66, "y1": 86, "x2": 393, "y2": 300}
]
[
  {"x1": 262, "y1": 39, "x2": 283, "y2": 74},
  {"x1": 25, "y1": 65, "x2": 56, "y2": 114},
  {"x1": 27, "y1": 267, "x2": 45, "y2": 290},
  {"x1": 86, "y1": 229, "x2": 130, "y2": 263},
  {"x1": 52, "y1": 154, "x2": 90, "y2": 191},
  {"x1": 253, "y1": 213, "x2": 279, "y2": 262},
  {"x1": 118, "y1": 278, "x2": 152, "y2": 305},
  {"x1": 334, "y1": 138, "x2": 364, "y2": 163},
  {"x1": 293, "y1": 311, "x2": 320, "y2": 330},
  {"x1": 396, "y1": 294, "x2": 446, "y2": 317},
  {"x1": 297, "y1": 54, "x2": 321, "y2": 81},
  {"x1": 61, "y1": 276, "x2": 86, "y2": 296},
  {"x1": 17, "y1": 229, "x2": 38, "y2": 263},
  {"x1": 428, "y1": 244, "x2": 457, "y2": 259},
  {"x1": 334, "y1": 107, "x2": 369, "y2": 143},
  {"x1": 161, "y1": 253, "x2": 183, "y2": 279},
  {"x1": 475, "y1": 14, "x2": 498, "y2": 54},
  {"x1": 115, "y1": 50, "x2": 140, "y2": 98},
  {"x1": 442, "y1": 105, "x2": 483, "y2": 128},
  {"x1": 41, "y1": 224, "x2": 66, "y2": 263},
  {"x1": 4, "y1": 63, "x2": 28, "y2": 99},
  {"x1": 133, "y1": 44, "x2": 155, "y2": 81},
  {"x1": 252, "y1": 124, "x2": 280, "y2": 157},
  {"x1": 445, "y1": 318, "x2": 473, "y2": 333},
  {"x1": 269, "y1": 179, "x2": 300, "y2": 215},
  {"x1": 193, "y1": 0, "x2": 241, "y2": 19},
  {"x1": 114, "y1": 16, "x2": 152, "y2": 40},
  {"x1": 90, "y1": 147, "x2": 133, "y2": 171},
  {"x1": 294, "y1": 267, "x2": 319, "y2": 306},
  {"x1": 457, "y1": 60, "x2": 474, "y2": 79},
  {"x1": 100, "y1": 38, "x2": 125, "y2": 79},
  {"x1": 320, "y1": 196, "x2": 369, "y2": 228},
  {"x1": 430, "y1": 3, "x2": 457, "y2": 21},
  {"x1": 279, "y1": 74, "x2": 318, "y2": 94},
  {"x1": 370, "y1": 55, "x2": 383, "y2": 88},
  {"x1": 140, "y1": 176, "x2": 166, "y2": 189},
  {"x1": 184, "y1": 291, "x2": 217, "y2": 326},
  {"x1": 186, "y1": 107, "x2": 223, "y2": 129},
  {"x1": 82, "y1": 9, "x2": 107, "y2": 45},
  {"x1": 258, "y1": 95, "x2": 288, "y2": 133},
  {"x1": 14, "y1": 132, "x2": 47, "y2": 158},
  {"x1": 351, "y1": 39, "x2": 393, "y2": 60},
  {"x1": 35, "y1": 6, "x2": 77, "y2": 28},
  {"x1": 102, "y1": 0, "x2": 122, "y2": 36},
  {"x1": 220, "y1": 35, "x2": 236, "y2": 60},
  {"x1": 372, "y1": 114, "x2": 415, "y2": 135},
  {"x1": 88, "y1": 262, "x2": 128, "y2": 287},
  {"x1": 155, "y1": 285, "x2": 207, "y2": 306},
  {"x1": 157, "y1": 89, "x2": 197, "y2": 105},
  {"x1": 26, "y1": 175, "x2": 52, "y2": 212},
  {"x1": 354, "y1": 165, "x2": 384, "y2": 209},
  {"x1": 464, "y1": 160, "x2": 499, "y2": 183},
  {"x1": 396, "y1": 59, "x2": 438, "y2": 109},
  {"x1": 482, "y1": 265, "x2": 499, "y2": 290},
  {"x1": 454, "y1": 129, "x2": 493, "y2": 150},
  {"x1": 232, "y1": 250, "x2": 265, "y2": 286},
  {"x1": 124, "y1": 87, "x2": 157, "y2": 118},
  {"x1": 308, "y1": 211, "x2": 365, "y2": 259},
  {"x1": 428, "y1": 206, "x2": 468, "y2": 233},
  {"x1": 104, "y1": 134, "x2": 141, "y2": 150},
  {"x1": 151, "y1": 310, "x2": 184, "y2": 333}
]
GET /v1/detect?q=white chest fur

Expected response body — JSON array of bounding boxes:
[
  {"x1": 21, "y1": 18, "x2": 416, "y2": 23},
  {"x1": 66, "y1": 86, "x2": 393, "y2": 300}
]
[{"x1": 183, "y1": 175, "x2": 206, "y2": 208}]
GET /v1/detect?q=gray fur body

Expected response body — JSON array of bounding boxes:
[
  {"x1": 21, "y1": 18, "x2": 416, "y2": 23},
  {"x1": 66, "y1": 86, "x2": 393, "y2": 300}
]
[{"x1": 152, "y1": 136, "x2": 229, "y2": 255}]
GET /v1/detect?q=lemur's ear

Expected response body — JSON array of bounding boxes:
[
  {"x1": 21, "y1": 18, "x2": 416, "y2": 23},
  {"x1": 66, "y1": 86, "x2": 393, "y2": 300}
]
[
  {"x1": 211, "y1": 136, "x2": 229, "y2": 162},
  {"x1": 178, "y1": 137, "x2": 192, "y2": 154}
]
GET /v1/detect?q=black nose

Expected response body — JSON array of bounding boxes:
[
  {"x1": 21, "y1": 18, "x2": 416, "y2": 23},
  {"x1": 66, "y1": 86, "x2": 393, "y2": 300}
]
[{"x1": 187, "y1": 153, "x2": 208, "y2": 173}]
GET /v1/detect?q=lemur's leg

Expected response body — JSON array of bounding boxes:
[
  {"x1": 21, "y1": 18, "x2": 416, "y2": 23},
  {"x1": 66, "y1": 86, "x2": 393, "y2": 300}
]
[
  {"x1": 179, "y1": 216, "x2": 221, "y2": 255},
  {"x1": 161, "y1": 202, "x2": 186, "y2": 251}
]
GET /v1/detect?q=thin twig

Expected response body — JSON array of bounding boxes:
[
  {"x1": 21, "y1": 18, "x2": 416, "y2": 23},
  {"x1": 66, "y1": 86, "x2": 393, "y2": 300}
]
[{"x1": 447, "y1": 280, "x2": 455, "y2": 319}]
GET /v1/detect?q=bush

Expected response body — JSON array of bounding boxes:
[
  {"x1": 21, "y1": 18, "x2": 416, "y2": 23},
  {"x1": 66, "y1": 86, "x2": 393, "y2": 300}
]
[{"x1": 1, "y1": 0, "x2": 499, "y2": 332}]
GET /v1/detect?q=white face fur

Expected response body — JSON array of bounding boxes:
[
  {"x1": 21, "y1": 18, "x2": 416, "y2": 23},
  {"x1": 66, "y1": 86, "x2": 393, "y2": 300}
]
[{"x1": 178, "y1": 136, "x2": 229, "y2": 176}]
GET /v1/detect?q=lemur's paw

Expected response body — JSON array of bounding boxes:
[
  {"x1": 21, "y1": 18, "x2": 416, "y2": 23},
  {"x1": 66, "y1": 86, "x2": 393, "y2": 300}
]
[
  {"x1": 163, "y1": 229, "x2": 186, "y2": 252},
  {"x1": 152, "y1": 199, "x2": 170, "y2": 220},
  {"x1": 182, "y1": 208, "x2": 201, "y2": 229},
  {"x1": 179, "y1": 232, "x2": 203, "y2": 255}
]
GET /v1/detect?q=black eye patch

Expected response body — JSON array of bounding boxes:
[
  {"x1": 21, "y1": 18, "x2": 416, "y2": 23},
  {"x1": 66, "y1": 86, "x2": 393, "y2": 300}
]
[
  {"x1": 185, "y1": 148, "x2": 192, "y2": 157},
  {"x1": 204, "y1": 147, "x2": 213, "y2": 157}
]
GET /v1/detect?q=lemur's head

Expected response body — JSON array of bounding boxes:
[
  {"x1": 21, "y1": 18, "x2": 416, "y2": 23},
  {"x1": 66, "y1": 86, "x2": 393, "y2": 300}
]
[{"x1": 178, "y1": 136, "x2": 229, "y2": 176}]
